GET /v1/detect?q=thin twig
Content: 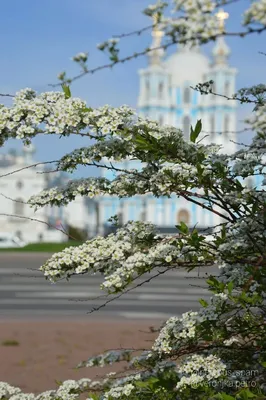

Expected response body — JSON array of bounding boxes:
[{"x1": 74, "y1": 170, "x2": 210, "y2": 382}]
[
  {"x1": 0, "y1": 213, "x2": 77, "y2": 241},
  {"x1": 0, "y1": 160, "x2": 59, "y2": 178},
  {"x1": 0, "y1": 193, "x2": 28, "y2": 204},
  {"x1": 201, "y1": 128, "x2": 250, "y2": 135},
  {"x1": 113, "y1": 24, "x2": 153, "y2": 39},
  {"x1": 86, "y1": 267, "x2": 173, "y2": 314},
  {"x1": 50, "y1": 26, "x2": 266, "y2": 87},
  {"x1": 0, "y1": 93, "x2": 15, "y2": 97}
]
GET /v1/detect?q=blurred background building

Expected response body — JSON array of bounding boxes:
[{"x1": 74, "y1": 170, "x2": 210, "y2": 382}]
[{"x1": 0, "y1": 145, "x2": 67, "y2": 243}]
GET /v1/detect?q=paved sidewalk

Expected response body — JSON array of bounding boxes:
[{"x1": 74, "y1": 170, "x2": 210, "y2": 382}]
[{"x1": 0, "y1": 319, "x2": 161, "y2": 394}]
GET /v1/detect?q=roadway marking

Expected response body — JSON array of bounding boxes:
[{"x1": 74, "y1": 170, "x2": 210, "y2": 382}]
[{"x1": 119, "y1": 312, "x2": 173, "y2": 319}]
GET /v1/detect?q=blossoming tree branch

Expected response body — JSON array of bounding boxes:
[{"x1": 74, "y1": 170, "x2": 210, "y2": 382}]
[{"x1": 0, "y1": 0, "x2": 266, "y2": 399}]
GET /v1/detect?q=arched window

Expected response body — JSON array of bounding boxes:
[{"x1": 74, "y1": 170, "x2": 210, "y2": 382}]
[
  {"x1": 183, "y1": 116, "x2": 190, "y2": 139},
  {"x1": 158, "y1": 82, "x2": 164, "y2": 99},
  {"x1": 183, "y1": 87, "x2": 191, "y2": 104},
  {"x1": 224, "y1": 81, "x2": 230, "y2": 97},
  {"x1": 16, "y1": 180, "x2": 23, "y2": 189},
  {"x1": 145, "y1": 80, "x2": 150, "y2": 99},
  {"x1": 16, "y1": 231, "x2": 22, "y2": 240},
  {"x1": 139, "y1": 200, "x2": 147, "y2": 221},
  {"x1": 224, "y1": 115, "x2": 230, "y2": 133},
  {"x1": 14, "y1": 198, "x2": 24, "y2": 216},
  {"x1": 177, "y1": 209, "x2": 190, "y2": 224},
  {"x1": 159, "y1": 115, "x2": 164, "y2": 126}
]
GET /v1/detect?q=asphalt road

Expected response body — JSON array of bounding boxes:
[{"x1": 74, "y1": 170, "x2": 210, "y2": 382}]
[{"x1": 0, "y1": 253, "x2": 217, "y2": 320}]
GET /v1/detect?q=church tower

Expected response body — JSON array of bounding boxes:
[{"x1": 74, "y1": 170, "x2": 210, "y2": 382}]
[
  {"x1": 137, "y1": 15, "x2": 171, "y2": 126},
  {"x1": 202, "y1": 9, "x2": 238, "y2": 154},
  {"x1": 137, "y1": 9, "x2": 238, "y2": 154}
]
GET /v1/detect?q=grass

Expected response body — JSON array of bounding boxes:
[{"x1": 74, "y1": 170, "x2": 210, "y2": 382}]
[
  {"x1": 1, "y1": 339, "x2": 20, "y2": 346},
  {"x1": 0, "y1": 241, "x2": 83, "y2": 252}
]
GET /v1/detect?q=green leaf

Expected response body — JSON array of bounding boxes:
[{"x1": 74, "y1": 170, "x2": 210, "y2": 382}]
[
  {"x1": 228, "y1": 281, "x2": 234, "y2": 295},
  {"x1": 86, "y1": 394, "x2": 99, "y2": 400},
  {"x1": 82, "y1": 106, "x2": 93, "y2": 112},
  {"x1": 213, "y1": 393, "x2": 235, "y2": 400},
  {"x1": 135, "y1": 381, "x2": 150, "y2": 388},
  {"x1": 175, "y1": 221, "x2": 189, "y2": 234},
  {"x1": 221, "y1": 224, "x2": 226, "y2": 239},
  {"x1": 199, "y1": 298, "x2": 208, "y2": 307},
  {"x1": 207, "y1": 276, "x2": 221, "y2": 289},
  {"x1": 148, "y1": 377, "x2": 160, "y2": 383},
  {"x1": 237, "y1": 389, "x2": 257, "y2": 399},
  {"x1": 190, "y1": 119, "x2": 202, "y2": 143},
  {"x1": 61, "y1": 84, "x2": 71, "y2": 99}
]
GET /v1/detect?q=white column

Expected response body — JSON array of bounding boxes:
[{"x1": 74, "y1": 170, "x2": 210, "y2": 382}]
[{"x1": 164, "y1": 199, "x2": 171, "y2": 226}]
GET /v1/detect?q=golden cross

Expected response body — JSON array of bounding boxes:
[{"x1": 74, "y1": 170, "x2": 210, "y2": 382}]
[{"x1": 215, "y1": 9, "x2": 229, "y2": 31}]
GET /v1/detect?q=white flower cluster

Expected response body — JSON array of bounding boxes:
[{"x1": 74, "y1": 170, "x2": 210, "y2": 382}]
[
  {"x1": 223, "y1": 337, "x2": 240, "y2": 346},
  {"x1": 153, "y1": 301, "x2": 224, "y2": 355},
  {"x1": 149, "y1": 163, "x2": 198, "y2": 195},
  {"x1": 244, "y1": 0, "x2": 266, "y2": 26},
  {"x1": 7, "y1": 395, "x2": 35, "y2": 400},
  {"x1": 0, "y1": 378, "x2": 103, "y2": 400},
  {"x1": 102, "y1": 240, "x2": 184, "y2": 291},
  {"x1": 164, "y1": 0, "x2": 220, "y2": 46},
  {"x1": 2, "y1": 89, "x2": 87, "y2": 139},
  {"x1": 82, "y1": 104, "x2": 136, "y2": 135},
  {"x1": 214, "y1": 293, "x2": 228, "y2": 300},
  {"x1": 77, "y1": 349, "x2": 133, "y2": 368},
  {"x1": 39, "y1": 221, "x2": 159, "y2": 286},
  {"x1": 57, "y1": 138, "x2": 134, "y2": 172},
  {"x1": 0, "y1": 382, "x2": 22, "y2": 399},
  {"x1": 35, "y1": 390, "x2": 57, "y2": 400},
  {"x1": 0, "y1": 89, "x2": 140, "y2": 145},
  {"x1": 29, "y1": 152, "x2": 221, "y2": 210},
  {"x1": 176, "y1": 354, "x2": 226, "y2": 390},
  {"x1": 28, "y1": 177, "x2": 109, "y2": 208},
  {"x1": 152, "y1": 311, "x2": 199, "y2": 354},
  {"x1": 39, "y1": 220, "x2": 210, "y2": 293},
  {"x1": 218, "y1": 262, "x2": 251, "y2": 286},
  {"x1": 143, "y1": 1, "x2": 168, "y2": 17},
  {"x1": 72, "y1": 52, "x2": 88, "y2": 63},
  {"x1": 103, "y1": 383, "x2": 135, "y2": 399}
]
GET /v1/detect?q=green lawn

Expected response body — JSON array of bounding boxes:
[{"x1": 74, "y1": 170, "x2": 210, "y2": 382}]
[{"x1": 0, "y1": 241, "x2": 83, "y2": 252}]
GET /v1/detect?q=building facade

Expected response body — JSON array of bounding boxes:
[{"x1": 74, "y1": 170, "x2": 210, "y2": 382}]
[
  {"x1": 91, "y1": 12, "x2": 241, "y2": 236},
  {"x1": 0, "y1": 146, "x2": 68, "y2": 243}
]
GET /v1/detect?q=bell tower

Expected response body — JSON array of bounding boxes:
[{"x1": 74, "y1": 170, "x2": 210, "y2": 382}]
[{"x1": 137, "y1": 14, "x2": 171, "y2": 125}]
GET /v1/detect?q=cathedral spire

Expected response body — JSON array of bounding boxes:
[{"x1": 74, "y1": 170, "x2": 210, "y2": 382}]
[
  {"x1": 148, "y1": 13, "x2": 164, "y2": 66},
  {"x1": 212, "y1": 9, "x2": 230, "y2": 65}
]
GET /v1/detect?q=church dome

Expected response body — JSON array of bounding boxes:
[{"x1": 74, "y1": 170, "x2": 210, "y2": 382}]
[{"x1": 164, "y1": 47, "x2": 210, "y2": 86}]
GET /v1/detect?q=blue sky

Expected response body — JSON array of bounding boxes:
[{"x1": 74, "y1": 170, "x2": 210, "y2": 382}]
[{"x1": 0, "y1": 0, "x2": 265, "y2": 178}]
